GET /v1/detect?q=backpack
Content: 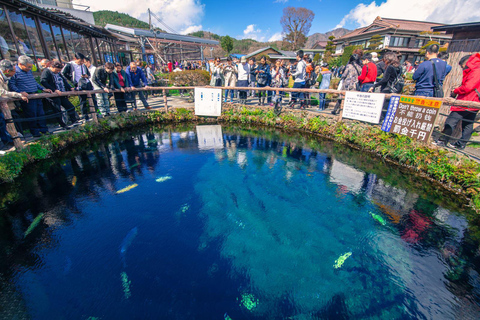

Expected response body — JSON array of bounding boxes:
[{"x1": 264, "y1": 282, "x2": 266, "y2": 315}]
[
  {"x1": 431, "y1": 60, "x2": 444, "y2": 98},
  {"x1": 387, "y1": 67, "x2": 404, "y2": 94},
  {"x1": 306, "y1": 70, "x2": 316, "y2": 87}
]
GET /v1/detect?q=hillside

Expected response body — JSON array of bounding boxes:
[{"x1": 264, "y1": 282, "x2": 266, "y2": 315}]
[
  {"x1": 93, "y1": 10, "x2": 150, "y2": 29},
  {"x1": 305, "y1": 28, "x2": 351, "y2": 48}
]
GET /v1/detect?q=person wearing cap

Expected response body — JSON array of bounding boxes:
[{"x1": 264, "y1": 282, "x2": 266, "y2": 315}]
[{"x1": 237, "y1": 56, "x2": 250, "y2": 105}]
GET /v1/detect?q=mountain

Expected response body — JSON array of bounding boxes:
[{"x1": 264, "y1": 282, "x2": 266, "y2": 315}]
[
  {"x1": 305, "y1": 28, "x2": 352, "y2": 48},
  {"x1": 93, "y1": 10, "x2": 150, "y2": 29}
]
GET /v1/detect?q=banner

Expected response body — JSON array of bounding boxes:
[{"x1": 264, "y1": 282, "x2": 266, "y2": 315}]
[
  {"x1": 381, "y1": 96, "x2": 442, "y2": 142},
  {"x1": 342, "y1": 91, "x2": 386, "y2": 124},
  {"x1": 194, "y1": 88, "x2": 222, "y2": 117}
]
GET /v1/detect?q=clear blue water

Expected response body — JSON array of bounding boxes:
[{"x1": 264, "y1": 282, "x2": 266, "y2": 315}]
[{"x1": 1, "y1": 124, "x2": 480, "y2": 320}]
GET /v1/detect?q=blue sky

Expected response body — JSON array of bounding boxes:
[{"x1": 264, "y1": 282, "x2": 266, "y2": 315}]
[{"x1": 78, "y1": 0, "x2": 480, "y2": 39}]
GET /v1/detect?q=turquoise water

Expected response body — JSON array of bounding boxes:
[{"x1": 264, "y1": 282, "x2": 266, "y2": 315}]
[{"x1": 0, "y1": 124, "x2": 479, "y2": 319}]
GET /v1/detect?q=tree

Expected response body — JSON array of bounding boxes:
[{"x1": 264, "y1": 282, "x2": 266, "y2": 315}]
[
  {"x1": 324, "y1": 35, "x2": 336, "y2": 64},
  {"x1": 313, "y1": 53, "x2": 321, "y2": 63},
  {"x1": 366, "y1": 35, "x2": 383, "y2": 53},
  {"x1": 221, "y1": 35, "x2": 234, "y2": 54},
  {"x1": 280, "y1": 7, "x2": 315, "y2": 51},
  {"x1": 419, "y1": 41, "x2": 446, "y2": 56},
  {"x1": 341, "y1": 45, "x2": 362, "y2": 66}
]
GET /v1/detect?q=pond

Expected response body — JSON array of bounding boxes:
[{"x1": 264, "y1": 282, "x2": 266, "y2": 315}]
[{"x1": 0, "y1": 124, "x2": 479, "y2": 320}]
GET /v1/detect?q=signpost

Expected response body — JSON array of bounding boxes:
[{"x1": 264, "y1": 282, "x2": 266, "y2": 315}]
[
  {"x1": 194, "y1": 88, "x2": 222, "y2": 117},
  {"x1": 342, "y1": 91, "x2": 386, "y2": 124},
  {"x1": 381, "y1": 96, "x2": 442, "y2": 142}
]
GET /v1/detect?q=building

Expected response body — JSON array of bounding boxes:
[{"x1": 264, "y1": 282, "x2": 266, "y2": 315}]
[
  {"x1": 334, "y1": 17, "x2": 452, "y2": 63},
  {"x1": 0, "y1": 0, "x2": 118, "y2": 66},
  {"x1": 245, "y1": 46, "x2": 283, "y2": 61}
]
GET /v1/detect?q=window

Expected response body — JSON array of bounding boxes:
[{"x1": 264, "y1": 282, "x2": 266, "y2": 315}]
[
  {"x1": 83, "y1": 36, "x2": 94, "y2": 61},
  {"x1": 23, "y1": 14, "x2": 44, "y2": 60},
  {"x1": 50, "y1": 24, "x2": 68, "y2": 62},
  {"x1": 40, "y1": 20, "x2": 59, "y2": 60},
  {"x1": 415, "y1": 39, "x2": 425, "y2": 48},
  {"x1": 0, "y1": 7, "x2": 18, "y2": 60},
  {"x1": 390, "y1": 37, "x2": 410, "y2": 47}
]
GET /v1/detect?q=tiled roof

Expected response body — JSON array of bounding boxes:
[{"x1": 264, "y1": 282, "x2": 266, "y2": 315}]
[
  {"x1": 245, "y1": 47, "x2": 282, "y2": 58},
  {"x1": 336, "y1": 17, "x2": 446, "y2": 41}
]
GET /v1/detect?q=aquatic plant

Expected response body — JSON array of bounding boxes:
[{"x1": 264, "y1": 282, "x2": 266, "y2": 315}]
[
  {"x1": 120, "y1": 272, "x2": 131, "y2": 299},
  {"x1": 334, "y1": 252, "x2": 352, "y2": 269},
  {"x1": 239, "y1": 293, "x2": 258, "y2": 311}
]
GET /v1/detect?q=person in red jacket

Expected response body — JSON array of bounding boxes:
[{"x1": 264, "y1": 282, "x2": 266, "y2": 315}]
[
  {"x1": 358, "y1": 53, "x2": 378, "y2": 92},
  {"x1": 435, "y1": 53, "x2": 480, "y2": 149}
]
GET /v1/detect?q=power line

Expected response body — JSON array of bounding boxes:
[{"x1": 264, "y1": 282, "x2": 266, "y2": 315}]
[{"x1": 148, "y1": 9, "x2": 178, "y2": 34}]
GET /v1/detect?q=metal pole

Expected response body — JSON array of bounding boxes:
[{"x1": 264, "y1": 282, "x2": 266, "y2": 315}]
[{"x1": 0, "y1": 101, "x2": 23, "y2": 150}]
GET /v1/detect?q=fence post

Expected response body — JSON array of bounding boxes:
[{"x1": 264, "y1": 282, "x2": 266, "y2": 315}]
[
  {"x1": 163, "y1": 89, "x2": 168, "y2": 112},
  {"x1": 86, "y1": 93, "x2": 98, "y2": 124},
  {"x1": 1, "y1": 100, "x2": 23, "y2": 150},
  {"x1": 337, "y1": 96, "x2": 345, "y2": 120}
]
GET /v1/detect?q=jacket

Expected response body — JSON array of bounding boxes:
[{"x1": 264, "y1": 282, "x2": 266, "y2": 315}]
[
  {"x1": 126, "y1": 66, "x2": 148, "y2": 87},
  {"x1": 341, "y1": 62, "x2": 362, "y2": 91},
  {"x1": 76, "y1": 77, "x2": 94, "y2": 91},
  {"x1": 358, "y1": 62, "x2": 378, "y2": 84},
  {"x1": 412, "y1": 58, "x2": 447, "y2": 91},
  {"x1": 318, "y1": 69, "x2": 332, "y2": 90},
  {"x1": 223, "y1": 64, "x2": 238, "y2": 87},
  {"x1": 451, "y1": 53, "x2": 480, "y2": 112},
  {"x1": 41, "y1": 68, "x2": 72, "y2": 92},
  {"x1": 0, "y1": 71, "x2": 22, "y2": 110},
  {"x1": 92, "y1": 67, "x2": 121, "y2": 90},
  {"x1": 374, "y1": 65, "x2": 401, "y2": 92},
  {"x1": 61, "y1": 61, "x2": 90, "y2": 86},
  {"x1": 292, "y1": 60, "x2": 306, "y2": 83},
  {"x1": 114, "y1": 69, "x2": 130, "y2": 88}
]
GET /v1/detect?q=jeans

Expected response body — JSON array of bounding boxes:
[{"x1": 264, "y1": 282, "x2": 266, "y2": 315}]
[
  {"x1": 96, "y1": 92, "x2": 110, "y2": 116},
  {"x1": 50, "y1": 97, "x2": 79, "y2": 127},
  {"x1": 237, "y1": 80, "x2": 248, "y2": 100},
  {"x1": 415, "y1": 90, "x2": 434, "y2": 97},
  {"x1": 360, "y1": 83, "x2": 374, "y2": 92},
  {"x1": 19, "y1": 99, "x2": 47, "y2": 136},
  {"x1": 132, "y1": 86, "x2": 149, "y2": 109},
  {"x1": 319, "y1": 93, "x2": 327, "y2": 110},
  {"x1": 115, "y1": 91, "x2": 128, "y2": 112},
  {"x1": 224, "y1": 89, "x2": 234, "y2": 101},
  {"x1": 292, "y1": 81, "x2": 306, "y2": 102},
  {"x1": 441, "y1": 110, "x2": 478, "y2": 147},
  {"x1": 0, "y1": 112, "x2": 12, "y2": 144}
]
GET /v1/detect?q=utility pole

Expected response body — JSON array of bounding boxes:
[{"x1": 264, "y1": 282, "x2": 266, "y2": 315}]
[{"x1": 148, "y1": 9, "x2": 152, "y2": 30}]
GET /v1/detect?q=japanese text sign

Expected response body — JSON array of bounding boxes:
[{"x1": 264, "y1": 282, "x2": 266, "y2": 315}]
[
  {"x1": 381, "y1": 96, "x2": 442, "y2": 142},
  {"x1": 342, "y1": 91, "x2": 386, "y2": 124}
]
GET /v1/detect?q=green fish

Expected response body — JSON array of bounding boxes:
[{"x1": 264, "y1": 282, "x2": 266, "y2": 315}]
[
  {"x1": 334, "y1": 252, "x2": 352, "y2": 269},
  {"x1": 156, "y1": 175, "x2": 172, "y2": 183},
  {"x1": 24, "y1": 213, "x2": 44, "y2": 238},
  {"x1": 121, "y1": 272, "x2": 131, "y2": 299},
  {"x1": 130, "y1": 163, "x2": 140, "y2": 169},
  {"x1": 224, "y1": 313, "x2": 233, "y2": 320},
  {"x1": 239, "y1": 293, "x2": 258, "y2": 311},
  {"x1": 370, "y1": 212, "x2": 387, "y2": 226},
  {"x1": 180, "y1": 204, "x2": 190, "y2": 213}
]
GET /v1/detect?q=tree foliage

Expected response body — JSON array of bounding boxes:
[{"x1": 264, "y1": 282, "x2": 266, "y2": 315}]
[
  {"x1": 341, "y1": 45, "x2": 362, "y2": 66},
  {"x1": 366, "y1": 35, "x2": 383, "y2": 53},
  {"x1": 93, "y1": 11, "x2": 150, "y2": 29},
  {"x1": 280, "y1": 7, "x2": 315, "y2": 51},
  {"x1": 221, "y1": 36, "x2": 234, "y2": 54},
  {"x1": 419, "y1": 41, "x2": 447, "y2": 56},
  {"x1": 324, "y1": 35, "x2": 336, "y2": 65}
]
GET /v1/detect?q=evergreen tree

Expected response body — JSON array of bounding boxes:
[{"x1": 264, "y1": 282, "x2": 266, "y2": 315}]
[
  {"x1": 366, "y1": 35, "x2": 383, "y2": 53},
  {"x1": 221, "y1": 36, "x2": 234, "y2": 54}
]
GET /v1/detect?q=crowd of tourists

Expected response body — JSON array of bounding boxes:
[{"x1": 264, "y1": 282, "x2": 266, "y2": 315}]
[{"x1": 0, "y1": 53, "x2": 155, "y2": 149}]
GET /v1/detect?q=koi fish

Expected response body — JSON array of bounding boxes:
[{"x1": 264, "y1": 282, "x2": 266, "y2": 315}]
[
  {"x1": 370, "y1": 212, "x2": 387, "y2": 226},
  {"x1": 180, "y1": 204, "x2": 190, "y2": 213},
  {"x1": 116, "y1": 184, "x2": 138, "y2": 194},
  {"x1": 155, "y1": 175, "x2": 172, "y2": 183},
  {"x1": 334, "y1": 252, "x2": 352, "y2": 269},
  {"x1": 120, "y1": 272, "x2": 131, "y2": 299},
  {"x1": 120, "y1": 227, "x2": 138, "y2": 268},
  {"x1": 24, "y1": 213, "x2": 44, "y2": 238},
  {"x1": 71, "y1": 176, "x2": 77, "y2": 187},
  {"x1": 130, "y1": 163, "x2": 140, "y2": 169}
]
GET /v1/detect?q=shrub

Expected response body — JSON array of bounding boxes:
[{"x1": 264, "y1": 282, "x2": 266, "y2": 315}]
[{"x1": 168, "y1": 70, "x2": 210, "y2": 86}]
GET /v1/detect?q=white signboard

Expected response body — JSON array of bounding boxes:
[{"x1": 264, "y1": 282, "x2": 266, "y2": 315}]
[
  {"x1": 342, "y1": 91, "x2": 386, "y2": 124},
  {"x1": 195, "y1": 88, "x2": 222, "y2": 117},
  {"x1": 196, "y1": 125, "x2": 224, "y2": 150}
]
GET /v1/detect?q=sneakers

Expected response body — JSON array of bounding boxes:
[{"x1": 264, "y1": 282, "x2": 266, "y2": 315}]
[
  {"x1": 432, "y1": 140, "x2": 446, "y2": 147},
  {"x1": 145, "y1": 106, "x2": 152, "y2": 110},
  {"x1": 451, "y1": 141, "x2": 466, "y2": 150}
]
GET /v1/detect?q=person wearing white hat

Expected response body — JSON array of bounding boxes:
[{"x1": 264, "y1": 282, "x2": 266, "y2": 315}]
[{"x1": 237, "y1": 56, "x2": 250, "y2": 104}]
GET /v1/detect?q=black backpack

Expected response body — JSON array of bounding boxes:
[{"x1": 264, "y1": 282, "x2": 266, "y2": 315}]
[{"x1": 387, "y1": 67, "x2": 404, "y2": 94}]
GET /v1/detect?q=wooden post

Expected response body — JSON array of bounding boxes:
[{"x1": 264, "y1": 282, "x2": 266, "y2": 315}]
[
  {"x1": 0, "y1": 100, "x2": 23, "y2": 150},
  {"x1": 86, "y1": 93, "x2": 98, "y2": 124},
  {"x1": 337, "y1": 96, "x2": 345, "y2": 121},
  {"x1": 163, "y1": 89, "x2": 168, "y2": 112}
]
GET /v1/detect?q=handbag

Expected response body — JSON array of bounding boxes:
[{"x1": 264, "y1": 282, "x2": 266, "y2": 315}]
[
  {"x1": 386, "y1": 67, "x2": 404, "y2": 94},
  {"x1": 432, "y1": 60, "x2": 444, "y2": 98}
]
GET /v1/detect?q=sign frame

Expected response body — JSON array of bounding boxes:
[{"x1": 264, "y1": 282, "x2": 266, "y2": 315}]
[
  {"x1": 194, "y1": 88, "x2": 222, "y2": 117},
  {"x1": 342, "y1": 91, "x2": 386, "y2": 124}
]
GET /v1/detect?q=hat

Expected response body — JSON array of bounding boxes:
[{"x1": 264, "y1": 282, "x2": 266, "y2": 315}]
[
  {"x1": 240, "y1": 56, "x2": 246, "y2": 63},
  {"x1": 371, "y1": 52, "x2": 379, "y2": 62}
]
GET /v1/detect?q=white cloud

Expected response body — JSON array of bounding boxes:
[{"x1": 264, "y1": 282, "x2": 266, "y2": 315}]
[
  {"x1": 273, "y1": 0, "x2": 289, "y2": 3},
  {"x1": 336, "y1": 0, "x2": 480, "y2": 29},
  {"x1": 77, "y1": 0, "x2": 205, "y2": 34},
  {"x1": 242, "y1": 24, "x2": 265, "y2": 41},
  {"x1": 181, "y1": 25, "x2": 203, "y2": 35},
  {"x1": 268, "y1": 32, "x2": 283, "y2": 42}
]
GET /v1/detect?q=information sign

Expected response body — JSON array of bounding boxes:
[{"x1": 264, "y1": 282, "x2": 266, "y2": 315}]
[
  {"x1": 381, "y1": 96, "x2": 442, "y2": 142},
  {"x1": 195, "y1": 88, "x2": 222, "y2": 117},
  {"x1": 342, "y1": 91, "x2": 386, "y2": 124}
]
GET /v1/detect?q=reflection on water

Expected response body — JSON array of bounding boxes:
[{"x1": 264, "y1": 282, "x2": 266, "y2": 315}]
[{"x1": 0, "y1": 124, "x2": 479, "y2": 319}]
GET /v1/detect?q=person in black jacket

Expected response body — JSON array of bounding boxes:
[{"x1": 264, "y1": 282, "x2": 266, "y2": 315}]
[
  {"x1": 61, "y1": 52, "x2": 90, "y2": 118},
  {"x1": 113, "y1": 63, "x2": 130, "y2": 112},
  {"x1": 92, "y1": 62, "x2": 124, "y2": 117},
  {"x1": 75, "y1": 73, "x2": 97, "y2": 120},
  {"x1": 41, "y1": 60, "x2": 79, "y2": 128},
  {"x1": 369, "y1": 52, "x2": 401, "y2": 93}
]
